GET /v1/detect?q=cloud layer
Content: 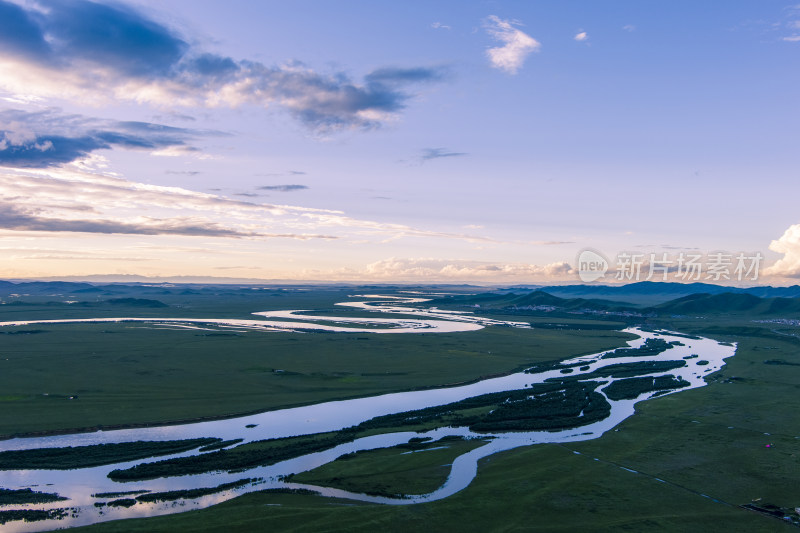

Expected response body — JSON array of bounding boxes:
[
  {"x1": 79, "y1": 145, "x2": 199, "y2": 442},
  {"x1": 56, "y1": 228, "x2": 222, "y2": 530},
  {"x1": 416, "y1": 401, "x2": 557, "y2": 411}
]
[
  {"x1": 0, "y1": 164, "x2": 500, "y2": 245},
  {"x1": 0, "y1": 0, "x2": 446, "y2": 131},
  {"x1": 485, "y1": 15, "x2": 540, "y2": 74},
  {"x1": 0, "y1": 108, "x2": 210, "y2": 167},
  {"x1": 0, "y1": 203, "x2": 256, "y2": 237},
  {"x1": 363, "y1": 257, "x2": 573, "y2": 281}
]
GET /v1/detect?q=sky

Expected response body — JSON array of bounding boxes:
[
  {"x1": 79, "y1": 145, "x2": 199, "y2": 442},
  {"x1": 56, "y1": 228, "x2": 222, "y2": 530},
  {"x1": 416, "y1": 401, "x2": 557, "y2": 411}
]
[{"x1": 0, "y1": 0, "x2": 799, "y2": 285}]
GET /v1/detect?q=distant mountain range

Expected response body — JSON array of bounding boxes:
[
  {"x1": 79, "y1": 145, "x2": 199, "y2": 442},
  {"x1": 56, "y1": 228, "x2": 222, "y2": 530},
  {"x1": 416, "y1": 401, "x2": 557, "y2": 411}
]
[
  {"x1": 433, "y1": 284, "x2": 800, "y2": 318},
  {"x1": 651, "y1": 292, "x2": 800, "y2": 315},
  {"x1": 534, "y1": 281, "x2": 800, "y2": 306},
  {"x1": 2, "y1": 279, "x2": 800, "y2": 317}
]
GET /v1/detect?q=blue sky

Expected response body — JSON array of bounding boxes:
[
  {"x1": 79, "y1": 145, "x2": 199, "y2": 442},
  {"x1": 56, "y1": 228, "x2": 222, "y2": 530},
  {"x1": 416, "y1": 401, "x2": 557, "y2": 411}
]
[{"x1": 0, "y1": 0, "x2": 799, "y2": 283}]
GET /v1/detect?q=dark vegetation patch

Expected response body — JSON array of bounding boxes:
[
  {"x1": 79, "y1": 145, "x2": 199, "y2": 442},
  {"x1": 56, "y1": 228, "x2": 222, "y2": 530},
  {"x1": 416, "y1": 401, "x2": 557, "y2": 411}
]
[
  {"x1": 135, "y1": 479, "x2": 255, "y2": 503},
  {"x1": 524, "y1": 359, "x2": 586, "y2": 374},
  {"x1": 354, "y1": 382, "x2": 611, "y2": 434},
  {"x1": 108, "y1": 433, "x2": 357, "y2": 481},
  {"x1": 763, "y1": 359, "x2": 800, "y2": 367},
  {"x1": 0, "y1": 508, "x2": 72, "y2": 524},
  {"x1": 106, "y1": 498, "x2": 136, "y2": 508},
  {"x1": 0, "y1": 438, "x2": 220, "y2": 470},
  {"x1": 550, "y1": 360, "x2": 687, "y2": 382},
  {"x1": 600, "y1": 337, "x2": 673, "y2": 359},
  {"x1": 469, "y1": 384, "x2": 610, "y2": 433},
  {"x1": 0, "y1": 330, "x2": 46, "y2": 335},
  {"x1": 0, "y1": 487, "x2": 67, "y2": 505},
  {"x1": 602, "y1": 375, "x2": 690, "y2": 401}
]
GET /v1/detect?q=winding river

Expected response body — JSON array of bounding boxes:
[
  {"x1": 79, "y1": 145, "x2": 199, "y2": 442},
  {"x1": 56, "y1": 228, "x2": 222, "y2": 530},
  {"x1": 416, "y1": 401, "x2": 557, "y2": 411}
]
[{"x1": 0, "y1": 295, "x2": 736, "y2": 532}]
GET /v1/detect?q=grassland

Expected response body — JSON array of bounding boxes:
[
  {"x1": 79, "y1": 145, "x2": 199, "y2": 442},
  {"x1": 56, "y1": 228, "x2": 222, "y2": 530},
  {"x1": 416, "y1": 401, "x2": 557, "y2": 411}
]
[
  {"x1": 71, "y1": 445, "x2": 788, "y2": 533},
  {"x1": 5, "y1": 286, "x2": 800, "y2": 531},
  {"x1": 0, "y1": 291, "x2": 633, "y2": 438},
  {"x1": 289, "y1": 436, "x2": 489, "y2": 497},
  {"x1": 61, "y1": 315, "x2": 800, "y2": 532}
]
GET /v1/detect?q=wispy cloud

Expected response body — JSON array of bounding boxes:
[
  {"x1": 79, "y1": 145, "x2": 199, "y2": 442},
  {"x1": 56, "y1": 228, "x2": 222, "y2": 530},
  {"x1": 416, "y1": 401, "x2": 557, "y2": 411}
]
[
  {"x1": 0, "y1": 166, "x2": 337, "y2": 240},
  {"x1": 256, "y1": 170, "x2": 307, "y2": 177},
  {"x1": 0, "y1": 166, "x2": 501, "y2": 245},
  {"x1": 0, "y1": 203, "x2": 258, "y2": 237},
  {"x1": 166, "y1": 170, "x2": 202, "y2": 176},
  {"x1": 0, "y1": 109, "x2": 214, "y2": 168},
  {"x1": 12, "y1": 252, "x2": 149, "y2": 262},
  {"x1": 574, "y1": 31, "x2": 589, "y2": 42},
  {"x1": 420, "y1": 147, "x2": 468, "y2": 162},
  {"x1": 258, "y1": 184, "x2": 309, "y2": 192},
  {"x1": 431, "y1": 22, "x2": 451, "y2": 30},
  {"x1": 0, "y1": 0, "x2": 447, "y2": 132},
  {"x1": 771, "y1": 4, "x2": 800, "y2": 42},
  {"x1": 484, "y1": 15, "x2": 540, "y2": 74}
]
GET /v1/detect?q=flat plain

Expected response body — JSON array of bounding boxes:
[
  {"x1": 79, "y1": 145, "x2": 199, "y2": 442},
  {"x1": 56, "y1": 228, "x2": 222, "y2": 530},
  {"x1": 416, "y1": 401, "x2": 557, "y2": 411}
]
[{"x1": 1, "y1": 284, "x2": 799, "y2": 531}]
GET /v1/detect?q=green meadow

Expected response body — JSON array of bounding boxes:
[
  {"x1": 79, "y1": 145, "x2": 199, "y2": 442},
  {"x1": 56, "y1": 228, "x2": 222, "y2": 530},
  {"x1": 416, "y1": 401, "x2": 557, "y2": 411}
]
[
  {"x1": 2, "y1": 288, "x2": 800, "y2": 531},
  {"x1": 65, "y1": 316, "x2": 800, "y2": 532},
  {"x1": 0, "y1": 292, "x2": 632, "y2": 438}
]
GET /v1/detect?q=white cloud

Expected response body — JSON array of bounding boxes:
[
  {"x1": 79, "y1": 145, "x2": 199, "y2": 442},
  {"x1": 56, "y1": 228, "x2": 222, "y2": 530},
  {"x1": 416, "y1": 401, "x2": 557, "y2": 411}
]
[
  {"x1": 574, "y1": 31, "x2": 589, "y2": 42},
  {"x1": 782, "y1": 35, "x2": 800, "y2": 42},
  {"x1": 363, "y1": 257, "x2": 574, "y2": 281},
  {"x1": 484, "y1": 15, "x2": 541, "y2": 74},
  {"x1": 431, "y1": 22, "x2": 451, "y2": 30},
  {"x1": 763, "y1": 224, "x2": 800, "y2": 278},
  {"x1": 623, "y1": 25, "x2": 636, "y2": 32}
]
